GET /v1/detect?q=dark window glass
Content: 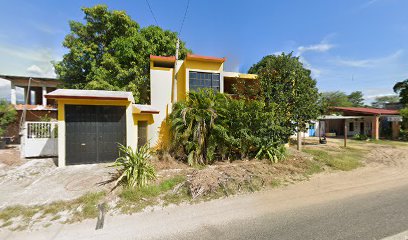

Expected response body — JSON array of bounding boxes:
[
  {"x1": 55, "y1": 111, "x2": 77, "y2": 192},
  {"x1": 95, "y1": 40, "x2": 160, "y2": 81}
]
[
  {"x1": 349, "y1": 122, "x2": 354, "y2": 132},
  {"x1": 189, "y1": 71, "x2": 220, "y2": 92}
]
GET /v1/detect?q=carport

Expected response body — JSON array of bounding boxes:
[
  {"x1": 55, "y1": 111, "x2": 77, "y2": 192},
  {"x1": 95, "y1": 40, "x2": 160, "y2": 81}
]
[
  {"x1": 322, "y1": 107, "x2": 401, "y2": 140},
  {"x1": 45, "y1": 89, "x2": 159, "y2": 167}
]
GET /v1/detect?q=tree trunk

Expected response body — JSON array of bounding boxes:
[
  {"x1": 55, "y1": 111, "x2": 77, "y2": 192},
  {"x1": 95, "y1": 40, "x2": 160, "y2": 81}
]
[{"x1": 297, "y1": 130, "x2": 302, "y2": 151}]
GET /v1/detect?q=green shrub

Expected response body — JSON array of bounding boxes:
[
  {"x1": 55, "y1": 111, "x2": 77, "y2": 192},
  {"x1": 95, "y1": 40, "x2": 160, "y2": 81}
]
[
  {"x1": 255, "y1": 142, "x2": 286, "y2": 163},
  {"x1": 111, "y1": 144, "x2": 156, "y2": 188},
  {"x1": 0, "y1": 100, "x2": 17, "y2": 137},
  {"x1": 169, "y1": 90, "x2": 291, "y2": 165},
  {"x1": 400, "y1": 130, "x2": 408, "y2": 141},
  {"x1": 353, "y1": 134, "x2": 369, "y2": 141}
]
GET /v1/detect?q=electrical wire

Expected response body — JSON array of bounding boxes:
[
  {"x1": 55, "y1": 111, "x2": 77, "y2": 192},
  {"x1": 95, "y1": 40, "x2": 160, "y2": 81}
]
[
  {"x1": 178, "y1": 0, "x2": 190, "y2": 36},
  {"x1": 145, "y1": 0, "x2": 159, "y2": 26}
]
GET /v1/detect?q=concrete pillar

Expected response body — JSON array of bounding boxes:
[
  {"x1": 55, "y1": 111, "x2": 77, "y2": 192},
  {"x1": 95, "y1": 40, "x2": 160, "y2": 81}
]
[
  {"x1": 392, "y1": 121, "x2": 400, "y2": 140},
  {"x1": 371, "y1": 115, "x2": 380, "y2": 140},
  {"x1": 42, "y1": 86, "x2": 47, "y2": 106},
  {"x1": 10, "y1": 82, "x2": 16, "y2": 105}
]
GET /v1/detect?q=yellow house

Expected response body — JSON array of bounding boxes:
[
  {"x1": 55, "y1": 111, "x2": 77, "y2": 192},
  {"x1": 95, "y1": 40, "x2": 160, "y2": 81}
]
[
  {"x1": 46, "y1": 53, "x2": 256, "y2": 166},
  {"x1": 149, "y1": 53, "x2": 257, "y2": 146}
]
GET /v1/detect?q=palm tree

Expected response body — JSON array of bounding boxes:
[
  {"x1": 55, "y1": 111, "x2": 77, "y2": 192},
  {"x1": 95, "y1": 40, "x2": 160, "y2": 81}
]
[{"x1": 170, "y1": 89, "x2": 226, "y2": 165}]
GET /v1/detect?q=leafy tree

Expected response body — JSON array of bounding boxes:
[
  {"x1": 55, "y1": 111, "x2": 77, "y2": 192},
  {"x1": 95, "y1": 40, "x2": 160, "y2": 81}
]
[
  {"x1": 248, "y1": 53, "x2": 320, "y2": 135},
  {"x1": 400, "y1": 108, "x2": 408, "y2": 130},
  {"x1": 54, "y1": 5, "x2": 190, "y2": 104},
  {"x1": 371, "y1": 95, "x2": 400, "y2": 108},
  {"x1": 320, "y1": 91, "x2": 353, "y2": 108},
  {"x1": 347, "y1": 91, "x2": 364, "y2": 107},
  {"x1": 0, "y1": 100, "x2": 17, "y2": 137},
  {"x1": 393, "y1": 79, "x2": 408, "y2": 106}
]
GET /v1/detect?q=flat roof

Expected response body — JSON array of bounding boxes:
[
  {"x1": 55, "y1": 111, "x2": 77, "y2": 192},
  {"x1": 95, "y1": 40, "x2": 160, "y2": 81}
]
[
  {"x1": 45, "y1": 89, "x2": 134, "y2": 102},
  {"x1": 186, "y1": 54, "x2": 226, "y2": 63},
  {"x1": 132, "y1": 104, "x2": 160, "y2": 114},
  {"x1": 332, "y1": 107, "x2": 399, "y2": 115},
  {"x1": 0, "y1": 74, "x2": 58, "y2": 82},
  {"x1": 223, "y1": 71, "x2": 258, "y2": 80}
]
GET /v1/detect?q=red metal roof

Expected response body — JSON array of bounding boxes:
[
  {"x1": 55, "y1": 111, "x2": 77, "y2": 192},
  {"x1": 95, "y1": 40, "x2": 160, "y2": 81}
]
[
  {"x1": 186, "y1": 53, "x2": 226, "y2": 63},
  {"x1": 149, "y1": 55, "x2": 176, "y2": 62},
  {"x1": 332, "y1": 107, "x2": 399, "y2": 115}
]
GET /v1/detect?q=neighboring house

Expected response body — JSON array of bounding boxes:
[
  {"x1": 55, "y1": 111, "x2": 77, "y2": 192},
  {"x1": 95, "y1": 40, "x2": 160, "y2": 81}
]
[
  {"x1": 384, "y1": 102, "x2": 404, "y2": 110},
  {"x1": 1, "y1": 75, "x2": 59, "y2": 143},
  {"x1": 318, "y1": 107, "x2": 401, "y2": 140},
  {"x1": 46, "y1": 54, "x2": 256, "y2": 166}
]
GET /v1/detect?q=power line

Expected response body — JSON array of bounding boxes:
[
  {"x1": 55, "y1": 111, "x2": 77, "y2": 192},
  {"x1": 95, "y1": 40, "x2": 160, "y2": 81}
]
[
  {"x1": 178, "y1": 0, "x2": 190, "y2": 36},
  {"x1": 145, "y1": 0, "x2": 159, "y2": 26}
]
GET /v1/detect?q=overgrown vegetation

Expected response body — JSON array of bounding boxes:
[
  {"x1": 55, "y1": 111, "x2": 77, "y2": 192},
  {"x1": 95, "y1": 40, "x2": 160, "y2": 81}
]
[
  {"x1": 353, "y1": 134, "x2": 369, "y2": 141},
  {"x1": 117, "y1": 175, "x2": 188, "y2": 213},
  {"x1": 0, "y1": 99, "x2": 17, "y2": 137},
  {"x1": 111, "y1": 144, "x2": 156, "y2": 188},
  {"x1": 0, "y1": 192, "x2": 105, "y2": 231},
  {"x1": 304, "y1": 146, "x2": 363, "y2": 171},
  {"x1": 169, "y1": 90, "x2": 291, "y2": 165}
]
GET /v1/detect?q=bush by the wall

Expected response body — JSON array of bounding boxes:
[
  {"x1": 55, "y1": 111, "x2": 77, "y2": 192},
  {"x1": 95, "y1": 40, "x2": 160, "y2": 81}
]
[
  {"x1": 400, "y1": 130, "x2": 408, "y2": 141},
  {"x1": 353, "y1": 134, "x2": 369, "y2": 141},
  {"x1": 168, "y1": 90, "x2": 292, "y2": 165}
]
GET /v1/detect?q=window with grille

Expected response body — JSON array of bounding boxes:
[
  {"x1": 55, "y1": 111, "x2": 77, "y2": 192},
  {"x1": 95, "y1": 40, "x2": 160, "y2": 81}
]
[
  {"x1": 189, "y1": 71, "x2": 220, "y2": 92},
  {"x1": 138, "y1": 121, "x2": 148, "y2": 148}
]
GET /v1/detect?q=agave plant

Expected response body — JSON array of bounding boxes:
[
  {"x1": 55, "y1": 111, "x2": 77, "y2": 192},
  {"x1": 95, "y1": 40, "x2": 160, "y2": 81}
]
[
  {"x1": 111, "y1": 143, "x2": 156, "y2": 188},
  {"x1": 255, "y1": 142, "x2": 286, "y2": 163}
]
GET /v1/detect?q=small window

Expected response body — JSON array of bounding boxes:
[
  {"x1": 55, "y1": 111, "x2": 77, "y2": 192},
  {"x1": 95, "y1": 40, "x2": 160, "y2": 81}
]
[
  {"x1": 138, "y1": 121, "x2": 148, "y2": 148},
  {"x1": 349, "y1": 122, "x2": 354, "y2": 132}
]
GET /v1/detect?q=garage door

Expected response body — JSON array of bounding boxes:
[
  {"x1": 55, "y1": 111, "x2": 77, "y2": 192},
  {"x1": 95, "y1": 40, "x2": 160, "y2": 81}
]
[{"x1": 65, "y1": 105, "x2": 126, "y2": 165}]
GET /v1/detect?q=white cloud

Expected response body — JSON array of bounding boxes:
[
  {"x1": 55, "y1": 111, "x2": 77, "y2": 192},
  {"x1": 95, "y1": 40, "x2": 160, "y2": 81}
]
[
  {"x1": 360, "y1": 0, "x2": 381, "y2": 9},
  {"x1": 26, "y1": 65, "x2": 43, "y2": 76},
  {"x1": 334, "y1": 50, "x2": 403, "y2": 68},
  {"x1": 31, "y1": 22, "x2": 64, "y2": 35},
  {"x1": 363, "y1": 88, "x2": 397, "y2": 103},
  {"x1": 299, "y1": 57, "x2": 322, "y2": 78},
  {"x1": 25, "y1": 64, "x2": 56, "y2": 78},
  {"x1": 298, "y1": 42, "x2": 334, "y2": 55},
  {"x1": 0, "y1": 45, "x2": 55, "y2": 63}
]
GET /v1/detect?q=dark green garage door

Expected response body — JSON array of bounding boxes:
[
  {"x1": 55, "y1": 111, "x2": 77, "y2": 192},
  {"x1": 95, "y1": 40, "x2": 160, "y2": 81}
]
[{"x1": 65, "y1": 105, "x2": 126, "y2": 165}]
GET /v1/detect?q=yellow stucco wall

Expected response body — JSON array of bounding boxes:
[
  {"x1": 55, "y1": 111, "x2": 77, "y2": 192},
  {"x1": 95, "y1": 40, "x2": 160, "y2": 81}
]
[
  {"x1": 55, "y1": 98, "x2": 139, "y2": 167},
  {"x1": 177, "y1": 60, "x2": 224, "y2": 101}
]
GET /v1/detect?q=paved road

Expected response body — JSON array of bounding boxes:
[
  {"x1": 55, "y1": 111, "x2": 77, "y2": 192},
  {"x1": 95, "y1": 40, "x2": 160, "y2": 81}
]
[
  {"x1": 163, "y1": 184, "x2": 408, "y2": 240},
  {"x1": 3, "y1": 144, "x2": 408, "y2": 240}
]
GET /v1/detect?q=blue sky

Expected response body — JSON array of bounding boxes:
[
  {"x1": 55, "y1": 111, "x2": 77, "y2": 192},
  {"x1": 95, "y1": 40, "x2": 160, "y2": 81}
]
[{"x1": 1, "y1": 0, "x2": 408, "y2": 103}]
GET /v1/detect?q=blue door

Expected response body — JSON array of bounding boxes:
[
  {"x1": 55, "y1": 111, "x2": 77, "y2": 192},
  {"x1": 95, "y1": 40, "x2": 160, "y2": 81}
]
[{"x1": 309, "y1": 124, "x2": 316, "y2": 137}]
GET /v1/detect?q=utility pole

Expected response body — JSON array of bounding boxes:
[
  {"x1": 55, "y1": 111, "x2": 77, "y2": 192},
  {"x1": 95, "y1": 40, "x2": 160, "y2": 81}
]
[
  {"x1": 20, "y1": 77, "x2": 32, "y2": 133},
  {"x1": 172, "y1": 38, "x2": 180, "y2": 103}
]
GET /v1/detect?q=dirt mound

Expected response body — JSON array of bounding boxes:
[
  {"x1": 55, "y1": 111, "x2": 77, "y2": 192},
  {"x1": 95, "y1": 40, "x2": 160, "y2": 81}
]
[{"x1": 186, "y1": 151, "x2": 313, "y2": 199}]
